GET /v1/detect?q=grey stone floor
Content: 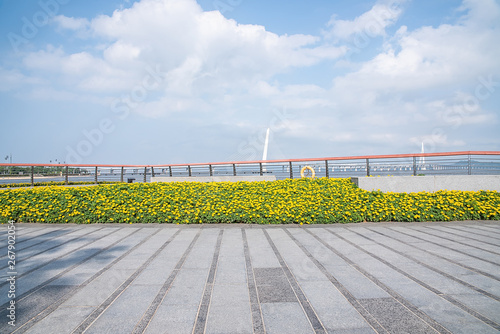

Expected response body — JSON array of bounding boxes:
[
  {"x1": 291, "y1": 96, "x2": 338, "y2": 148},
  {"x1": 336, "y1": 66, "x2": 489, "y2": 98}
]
[{"x1": 1, "y1": 221, "x2": 499, "y2": 334}]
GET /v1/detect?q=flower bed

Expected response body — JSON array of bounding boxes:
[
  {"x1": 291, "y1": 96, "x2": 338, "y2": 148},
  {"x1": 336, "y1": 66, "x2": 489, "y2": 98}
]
[{"x1": 0, "y1": 178, "x2": 498, "y2": 224}]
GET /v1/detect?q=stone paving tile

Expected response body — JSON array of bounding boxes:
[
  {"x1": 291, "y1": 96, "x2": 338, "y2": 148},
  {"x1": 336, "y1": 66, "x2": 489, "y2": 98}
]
[
  {"x1": 302, "y1": 228, "x2": 391, "y2": 300},
  {"x1": 449, "y1": 225, "x2": 500, "y2": 242},
  {"x1": 299, "y1": 281, "x2": 375, "y2": 333},
  {"x1": 4, "y1": 285, "x2": 74, "y2": 328},
  {"x1": 0, "y1": 228, "x2": 148, "y2": 306},
  {"x1": 257, "y1": 284, "x2": 297, "y2": 303},
  {"x1": 49, "y1": 227, "x2": 142, "y2": 286},
  {"x1": 85, "y1": 285, "x2": 160, "y2": 334},
  {"x1": 0, "y1": 227, "x2": 109, "y2": 280},
  {"x1": 245, "y1": 228, "x2": 281, "y2": 268},
  {"x1": 411, "y1": 227, "x2": 500, "y2": 264},
  {"x1": 170, "y1": 268, "x2": 208, "y2": 295},
  {"x1": 475, "y1": 225, "x2": 500, "y2": 234},
  {"x1": 267, "y1": 228, "x2": 329, "y2": 282},
  {"x1": 0, "y1": 221, "x2": 499, "y2": 334},
  {"x1": 420, "y1": 226, "x2": 500, "y2": 252},
  {"x1": 450, "y1": 293, "x2": 500, "y2": 324},
  {"x1": 205, "y1": 304, "x2": 253, "y2": 334},
  {"x1": 214, "y1": 230, "x2": 247, "y2": 285},
  {"x1": 144, "y1": 303, "x2": 199, "y2": 334},
  {"x1": 24, "y1": 306, "x2": 96, "y2": 334},
  {"x1": 254, "y1": 267, "x2": 296, "y2": 303},
  {"x1": 182, "y1": 229, "x2": 219, "y2": 270},
  {"x1": 210, "y1": 284, "x2": 250, "y2": 306},
  {"x1": 260, "y1": 302, "x2": 314, "y2": 334},
  {"x1": 0, "y1": 226, "x2": 70, "y2": 249},
  {"x1": 376, "y1": 226, "x2": 500, "y2": 277},
  {"x1": 0, "y1": 228, "x2": 76, "y2": 258},
  {"x1": 344, "y1": 236, "x2": 479, "y2": 295},
  {"x1": 358, "y1": 298, "x2": 436, "y2": 334}
]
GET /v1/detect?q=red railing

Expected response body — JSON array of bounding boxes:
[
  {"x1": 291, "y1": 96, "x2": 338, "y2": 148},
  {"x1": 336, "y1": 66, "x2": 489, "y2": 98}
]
[
  {"x1": 1, "y1": 151, "x2": 499, "y2": 186},
  {"x1": 1, "y1": 150, "x2": 499, "y2": 168}
]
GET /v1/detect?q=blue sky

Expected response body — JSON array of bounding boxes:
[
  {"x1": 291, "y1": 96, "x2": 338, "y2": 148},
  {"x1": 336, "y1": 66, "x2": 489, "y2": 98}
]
[{"x1": 0, "y1": 0, "x2": 499, "y2": 164}]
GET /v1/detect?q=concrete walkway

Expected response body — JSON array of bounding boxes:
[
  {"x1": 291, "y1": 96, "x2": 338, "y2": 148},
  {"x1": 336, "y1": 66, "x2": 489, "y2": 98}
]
[{"x1": 1, "y1": 221, "x2": 499, "y2": 333}]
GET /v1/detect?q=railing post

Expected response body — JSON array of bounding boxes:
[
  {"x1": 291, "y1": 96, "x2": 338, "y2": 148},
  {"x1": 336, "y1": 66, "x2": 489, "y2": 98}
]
[
  {"x1": 31, "y1": 166, "x2": 34, "y2": 187},
  {"x1": 188, "y1": 165, "x2": 192, "y2": 177},
  {"x1": 289, "y1": 161, "x2": 293, "y2": 179},
  {"x1": 468, "y1": 154, "x2": 472, "y2": 175},
  {"x1": 120, "y1": 167, "x2": 124, "y2": 182},
  {"x1": 143, "y1": 167, "x2": 147, "y2": 183},
  {"x1": 151, "y1": 167, "x2": 155, "y2": 178},
  {"x1": 209, "y1": 164, "x2": 213, "y2": 176},
  {"x1": 233, "y1": 164, "x2": 237, "y2": 176},
  {"x1": 366, "y1": 159, "x2": 370, "y2": 177},
  {"x1": 95, "y1": 166, "x2": 98, "y2": 184},
  {"x1": 169, "y1": 166, "x2": 173, "y2": 177},
  {"x1": 325, "y1": 160, "x2": 329, "y2": 178},
  {"x1": 259, "y1": 162, "x2": 263, "y2": 176},
  {"x1": 65, "y1": 166, "x2": 69, "y2": 185},
  {"x1": 413, "y1": 156, "x2": 417, "y2": 176}
]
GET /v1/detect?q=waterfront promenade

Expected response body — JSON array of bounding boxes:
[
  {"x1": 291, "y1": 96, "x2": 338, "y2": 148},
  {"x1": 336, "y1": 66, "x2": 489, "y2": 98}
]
[{"x1": 1, "y1": 221, "x2": 499, "y2": 333}]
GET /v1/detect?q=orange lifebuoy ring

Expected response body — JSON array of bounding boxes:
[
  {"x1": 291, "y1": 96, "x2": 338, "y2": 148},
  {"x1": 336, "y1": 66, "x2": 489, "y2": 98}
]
[{"x1": 300, "y1": 166, "x2": 315, "y2": 178}]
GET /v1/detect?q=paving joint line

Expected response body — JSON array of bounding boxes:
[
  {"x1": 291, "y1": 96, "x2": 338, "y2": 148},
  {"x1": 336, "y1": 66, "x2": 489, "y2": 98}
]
[
  {"x1": 344, "y1": 227, "x2": 500, "y2": 328},
  {"x1": 348, "y1": 227, "x2": 500, "y2": 302},
  {"x1": 0, "y1": 227, "x2": 105, "y2": 269},
  {"x1": 309, "y1": 228, "x2": 451, "y2": 334},
  {"x1": 366, "y1": 226, "x2": 500, "y2": 282},
  {"x1": 0, "y1": 228, "x2": 77, "y2": 257},
  {"x1": 132, "y1": 228, "x2": 202, "y2": 334},
  {"x1": 192, "y1": 229, "x2": 223, "y2": 334},
  {"x1": 71, "y1": 228, "x2": 183, "y2": 334},
  {"x1": 0, "y1": 227, "x2": 110, "y2": 286},
  {"x1": 9, "y1": 227, "x2": 152, "y2": 333},
  {"x1": 421, "y1": 226, "x2": 500, "y2": 256},
  {"x1": 0, "y1": 226, "x2": 61, "y2": 246},
  {"x1": 283, "y1": 228, "x2": 386, "y2": 334},
  {"x1": 395, "y1": 227, "x2": 500, "y2": 266},
  {"x1": 241, "y1": 228, "x2": 265, "y2": 334},
  {"x1": 446, "y1": 225, "x2": 500, "y2": 240},
  {"x1": 382, "y1": 226, "x2": 500, "y2": 280},
  {"x1": 263, "y1": 228, "x2": 327, "y2": 334},
  {"x1": 423, "y1": 225, "x2": 500, "y2": 250},
  {"x1": 471, "y1": 225, "x2": 500, "y2": 236},
  {"x1": 2, "y1": 225, "x2": 73, "y2": 241},
  {"x1": 0, "y1": 226, "x2": 42, "y2": 242},
  {"x1": 387, "y1": 226, "x2": 500, "y2": 269}
]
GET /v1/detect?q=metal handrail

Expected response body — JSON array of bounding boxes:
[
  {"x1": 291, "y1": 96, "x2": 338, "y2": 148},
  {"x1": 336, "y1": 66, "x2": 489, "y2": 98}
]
[
  {"x1": 0, "y1": 151, "x2": 499, "y2": 168},
  {"x1": 1, "y1": 151, "x2": 499, "y2": 186}
]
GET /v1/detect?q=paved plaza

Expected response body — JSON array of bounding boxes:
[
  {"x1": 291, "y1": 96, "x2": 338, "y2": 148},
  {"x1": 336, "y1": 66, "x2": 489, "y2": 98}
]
[{"x1": 1, "y1": 221, "x2": 499, "y2": 333}]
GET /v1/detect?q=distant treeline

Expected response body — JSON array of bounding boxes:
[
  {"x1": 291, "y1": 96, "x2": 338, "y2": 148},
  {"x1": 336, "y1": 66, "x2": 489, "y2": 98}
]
[{"x1": 0, "y1": 166, "x2": 86, "y2": 175}]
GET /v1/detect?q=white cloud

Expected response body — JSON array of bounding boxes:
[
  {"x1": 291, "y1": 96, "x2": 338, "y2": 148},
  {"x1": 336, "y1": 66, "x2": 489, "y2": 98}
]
[
  {"x1": 53, "y1": 15, "x2": 90, "y2": 31},
  {"x1": 342, "y1": 1, "x2": 499, "y2": 91},
  {"x1": 4, "y1": 0, "x2": 500, "y2": 161},
  {"x1": 26, "y1": 87, "x2": 109, "y2": 105},
  {"x1": 134, "y1": 95, "x2": 205, "y2": 118},
  {"x1": 329, "y1": 0, "x2": 500, "y2": 138},
  {"x1": 22, "y1": 0, "x2": 344, "y2": 118},
  {"x1": 298, "y1": 0, "x2": 500, "y2": 156},
  {"x1": 325, "y1": 0, "x2": 406, "y2": 42},
  {"x1": 458, "y1": 0, "x2": 500, "y2": 28},
  {"x1": 270, "y1": 84, "x2": 332, "y2": 110},
  {"x1": 85, "y1": 0, "x2": 342, "y2": 77},
  {"x1": 103, "y1": 42, "x2": 141, "y2": 66},
  {"x1": 0, "y1": 67, "x2": 43, "y2": 91},
  {"x1": 22, "y1": 46, "x2": 136, "y2": 92}
]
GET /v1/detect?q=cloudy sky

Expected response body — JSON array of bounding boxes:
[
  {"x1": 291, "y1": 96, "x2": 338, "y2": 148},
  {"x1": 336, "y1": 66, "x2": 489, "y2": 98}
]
[{"x1": 0, "y1": 0, "x2": 499, "y2": 165}]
